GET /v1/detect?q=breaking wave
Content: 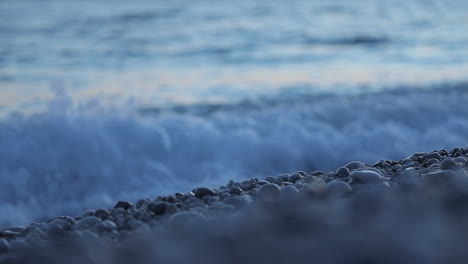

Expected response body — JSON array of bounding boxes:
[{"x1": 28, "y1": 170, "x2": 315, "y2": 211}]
[{"x1": 1, "y1": 83, "x2": 468, "y2": 226}]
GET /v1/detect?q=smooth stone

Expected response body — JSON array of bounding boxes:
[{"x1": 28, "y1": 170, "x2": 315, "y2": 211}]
[
  {"x1": 220, "y1": 192, "x2": 231, "y2": 199},
  {"x1": 326, "y1": 180, "x2": 352, "y2": 194},
  {"x1": 169, "y1": 211, "x2": 204, "y2": 226},
  {"x1": 421, "y1": 170, "x2": 456, "y2": 185},
  {"x1": 47, "y1": 219, "x2": 71, "y2": 237},
  {"x1": 94, "y1": 209, "x2": 109, "y2": 219},
  {"x1": 336, "y1": 167, "x2": 350, "y2": 177},
  {"x1": 398, "y1": 169, "x2": 420, "y2": 188},
  {"x1": 453, "y1": 157, "x2": 467, "y2": 164},
  {"x1": 114, "y1": 201, "x2": 133, "y2": 210},
  {"x1": 282, "y1": 185, "x2": 299, "y2": 196},
  {"x1": 288, "y1": 173, "x2": 303, "y2": 183},
  {"x1": 423, "y1": 152, "x2": 442, "y2": 161},
  {"x1": 304, "y1": 175, "x2": 316, "y2": 184},
  {"x1": 256, "y1": 180, "x2": 269, "y2": 185},
  {"x1": 264, "y1": 176, "x2": 277, "y2": 183},
  {"x1": 350, "y1": 170, "x2": 382, "y2": 184},
  {"x1": 81, "y1": 210, "x2": 94, "y2": 217},
  {"x1": 424, "y1": 158, "x2": 440, "y2": 166},
  {"x1": 75, "y1": 216, "x2": 102, "y2": 229},
  {"x1": 96, "y1": 220, "x2": 117, "y2": 233},
  {"x1": 229, "y1": 186, "x2": 243, "y2": 195},
  {"x1": 276, "y1": 174, "x2": 290, "y2": 181},
  {"x1": 257, "y1": 183, "x2": 281, "y2": 202},
  {"x1": 0, "y1": 239, "x2": 8, "y2": 254},
  {"x1": 345, "y1": 161, "x2": 366, "y2": 171},
  {"x1": 440, "y1": 158, "x2": 459, "y2": 170},
  {"x1": 295, "y1": 171, "x2": 307, "y2": 176},
  {"x1": 149, "y1": 202, "x2": 169, "y2": 215},
  {"x1": 193, "y1": 187, "x2": 216, "y2": 198}
]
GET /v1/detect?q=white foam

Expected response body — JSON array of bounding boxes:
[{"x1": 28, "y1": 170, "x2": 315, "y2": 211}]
[{"x1": 1, "y1": 85, "x2": 468, "y2": 225}]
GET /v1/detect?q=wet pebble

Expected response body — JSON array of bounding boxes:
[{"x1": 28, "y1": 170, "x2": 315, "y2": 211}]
[
  {"x1": 114, "y1": 201, "x2": 133, "y2": 210},
  {"x1": 149, "y1": 202, "x2": 169, "y2": 216},
  {"x1": 75, "y1": 216, "x2": 102, "y2": 230},
  {"x1": 257, "y1": 184, "x2": 281, "y2": 202},
  {"x1": 350, "y1": 170, "x2": 382, "y2": 184},
  {"x1": 326, "y1": 180, "x2": 352, "y2": 194},
  {"x1": 345, "y1": 161, "x2": 366, "y2": 171},
  {"x1": 193, "y1": 187, "x2": 216, "y2": 198},
  {"x1": 440, "y1": 158, "x2": 459, "y2": 170},
  {"x1": 336, "y1": 167, "x2": 350, "y2": 177}
]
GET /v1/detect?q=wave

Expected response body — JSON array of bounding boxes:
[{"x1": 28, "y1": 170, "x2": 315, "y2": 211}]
[{"x1": 1, "y1": 83, "x2": 468, "y2": 226}]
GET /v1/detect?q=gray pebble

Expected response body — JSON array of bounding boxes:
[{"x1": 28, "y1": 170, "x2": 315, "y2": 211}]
[
  {"x1": 424, "y1": 158, "x2": 440, "y2": 166},
  {"x1": 75, "y1": 216, "x2": 102, "y2": 230},
  {"x1": 423, "y1": 152, "x2": 442, "y2": 161},
  {"x1": 149, "y1": 202, "x2": 169, "y2": 215},
  {"x1": 345, "y1": 161, "x2": 366, "y2": 171},
  {"x1": 264, "y1": 176, "x2": 277, "y2": 183},
  {"x1": 94, "y1": 209, "x2": 109, "y2": 219},
  {"x1": 440, "y1": 158, "x2": 459, "y2": 170},
  {"x1": 288, "y1": 173, "x2": 303, "y2": 183},
  {"x1": 96, "y1": 220, "x2": 117, "y2": 233},
  {"x1": 326, "y1": 180, "x2": 352, "y2": 194},
  {"x1": 277, "y1": 174, "x2": 290, "y2": 181},
  {"x1": 350, "y1": 170, "x2": 382, "y2": 184},
  {"x1": 421, "y1": 170, "x2": 456, "y2": 186},
  {"x1": 169, "y1": 211, "x2": 204, "y2": 226},
  {"x1": 257, "y1": 183, "x2": 281, "y2": 202},
  {"x1": 193, "y1": 187, "x2": 216, "y2": 198},
  {"x1": 114, "y1": 201, "x2": 133, "y2": 210},
  {"x1": 230, "y1": 186, "x2": 243, "y2": 195},
  {"x1": 336, "y1": 167, "x2": 350, "y2": 177}
]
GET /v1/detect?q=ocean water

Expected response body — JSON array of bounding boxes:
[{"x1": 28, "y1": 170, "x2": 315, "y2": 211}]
[{"x1": 1, "y1": 0, "x2": 468, "y2": 225}]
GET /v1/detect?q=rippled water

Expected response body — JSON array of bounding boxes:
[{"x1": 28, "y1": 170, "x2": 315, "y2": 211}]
[
  {"x1": 2, "y1": 0, "x2": 468, "y2": 113},
  {"x1": 1, "y1": 0, "x2": 468, "y2": 225}
]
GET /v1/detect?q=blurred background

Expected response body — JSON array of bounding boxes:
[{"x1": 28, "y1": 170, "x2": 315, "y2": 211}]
[{"x1": 1, "y1": 0, "x2": 468, "y2": 225}]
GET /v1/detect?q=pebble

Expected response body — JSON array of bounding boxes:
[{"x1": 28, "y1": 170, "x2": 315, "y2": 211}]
[
  {"x1": 169, "y1": 211, "x2": 204, "y2": 226},
  {"x1": 96, "y1": 220, "x2": 117, "y2": 233},
  {"x1": 94, "y1": 209, "x2": 109, "y2": 219},
  {"x1": 230, "y1": 187, "x2": 243, "y2": 195},
  {"x1": 288, "y1": 173, "x2": 303, "y2": 183},
  {"x1": 114, "y1": 201, "x2": 133, "y2": 210},
  {"x1": 345, "y1": 161, "x2": 366, "y2": 171},
  {"x1": 326, "y1": 180, "x2": 352, "y2": 194},
  {"x1": 336, "y1": 167, "x2": 350, "y2": 177},
  {"x1": 421, "y1": 170, "x2": 456, "y2": 186},
  {"x1": 2, "y1": 147, "x2": 468, "y2": 260},
  {"x1": 350, "y1": 170, "x2": 382, "y2": 184},
  {"x1": 193, "y1": 187, "x2": 216, "y2": 198},
  {"x1": 257, "y1": 184, "x2": 281, "y2": 202},
  {"x1": 75, "y1": 216, "x2": 102, "y2": 230},
  {"x1": 440, "y1": 158, "x2": 459, "y2": 170},
  {"x1": 149, "y1": 202, "x2": 169, "y2": 215},
  {"x1": 264, "y1": 176, "x2": 277, "y2": 183},
  {"x1": 423, "y1": 152, "x2": 442, "y2": 161}
]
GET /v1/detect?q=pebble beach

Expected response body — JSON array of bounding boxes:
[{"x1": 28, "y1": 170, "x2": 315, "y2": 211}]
[{"x1": 2, "y1": 147, "x2": 468, "y2": 263}]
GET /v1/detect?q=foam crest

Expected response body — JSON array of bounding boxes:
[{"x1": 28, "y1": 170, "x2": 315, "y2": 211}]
[{"x1": 1, "y1": 85, "x2": 467, "y2": 225}]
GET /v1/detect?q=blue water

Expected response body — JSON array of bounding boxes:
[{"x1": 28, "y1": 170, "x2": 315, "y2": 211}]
[{"x1": 1, "y1": 0, "x2": 468, "y2": 225}]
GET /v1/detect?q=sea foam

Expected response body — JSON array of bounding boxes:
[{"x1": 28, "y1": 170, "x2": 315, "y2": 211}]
[{"x1": 1, "y1": 83, "x2": 467, "y2": 225}]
